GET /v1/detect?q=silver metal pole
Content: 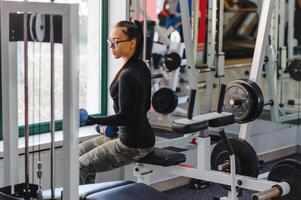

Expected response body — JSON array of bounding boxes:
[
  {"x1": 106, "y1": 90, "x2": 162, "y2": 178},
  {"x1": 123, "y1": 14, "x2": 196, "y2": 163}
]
[
  {"x1": 288, "y1": 0, "x2": 295, "y2": 59},
  {"x1": 239, "y1": 0, "x2": 275, "y2": 140},
  {"x1": 267, "y1": 1, "x2": 280, "y2": 122},
  {"x1": 217, "y1": 0, "x2": 224, "y2": 55},
  {"x1": 205, "y1": 0, "x2": 217, "y2": 112},
  {"x1": 216, "y1": 0, "x2": 225, "y2": 77},
  {"x1": 179, "y1": 0, "x2": 200, "y2": 115},
  {"x1": 23, "y1": 11, "x2": 30, "y2": 194},
  {"x1": 279, "y1": 0, "x2": 286, "y2": 106},
  {"x1": 143, "y1": 0, "x2": 147, "y2": 62},
  {"x1": 50, "y1": 13, "x2": 56, "y2": 200},
  {"x1": 192, "y1": 0, "x2": 200, "y2": 64}
]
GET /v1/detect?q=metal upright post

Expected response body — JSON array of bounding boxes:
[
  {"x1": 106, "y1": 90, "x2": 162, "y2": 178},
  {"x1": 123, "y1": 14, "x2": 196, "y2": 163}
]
[
  {"x1": 192, "y1": 0, "x2": 200, "y2": 65},
  {"x1": 1, "y1": 4, "x2": 19, "y2": 188},
  {"x1": 287, "y1": 0, "x2": 295, "y2": 59},
  {"x1": 179, "y1": 0, "x2": 200, "y2": 115},
  {"x1": 205, "y1": 0, "x2": 217, "y2": 112},
  {"x1": 142, "y1": 0, "x2": 147, "y2": 62},
  {"x1": 216, "y1": 0, "x2": 224, "y2": 78},
  {"x1": 278, "y1": 0, "x2": 287, "y2": 107},
  {"x1": 63, "y1": 4, "x2": 79, "y2": 200},
  {"x1": 266, "y1": 1, "x2": 280, "y2": 122},
  {"x1": 239, "y1": 0, "x2": 275, "y2": 140},
  {"x1": 23, "y1": 11, "x2": 31, "y2": 196}
]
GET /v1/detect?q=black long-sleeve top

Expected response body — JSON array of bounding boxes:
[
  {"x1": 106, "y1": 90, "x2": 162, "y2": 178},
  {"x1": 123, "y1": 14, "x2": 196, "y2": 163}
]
[{"x1": 92, "y1": 55, "x2": 155, "y2": 148}]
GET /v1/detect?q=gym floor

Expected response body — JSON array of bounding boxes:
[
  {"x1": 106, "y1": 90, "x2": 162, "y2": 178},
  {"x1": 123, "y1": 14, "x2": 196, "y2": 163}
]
[{"x1": 164, "y1": 154, "x2": 301, "y2": 199}]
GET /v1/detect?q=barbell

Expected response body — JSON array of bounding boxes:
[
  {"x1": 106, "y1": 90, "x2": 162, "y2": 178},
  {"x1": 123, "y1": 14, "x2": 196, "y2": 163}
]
[{"x1": 152, "y1": 79, "x2": 264, "y2": 124}]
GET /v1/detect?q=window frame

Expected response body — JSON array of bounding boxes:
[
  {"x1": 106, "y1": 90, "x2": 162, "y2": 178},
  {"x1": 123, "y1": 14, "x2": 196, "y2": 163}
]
[{"x1": 0, "y1": 0, "x2": 108, "y2": 140}]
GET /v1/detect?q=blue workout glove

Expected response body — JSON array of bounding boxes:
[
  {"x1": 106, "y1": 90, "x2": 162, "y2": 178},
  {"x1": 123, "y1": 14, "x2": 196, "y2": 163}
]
[{"x1": 95, "y1": 125, "x2": 118, "y2": 138}]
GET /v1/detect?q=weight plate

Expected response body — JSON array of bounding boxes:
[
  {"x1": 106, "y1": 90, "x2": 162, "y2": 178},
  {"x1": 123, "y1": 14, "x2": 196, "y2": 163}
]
[
  {"x1": 35, "y1": 13, "x2": 46, "y2": 42},
  {"x1": 223, "y1": 81, "x2": 253, "y2": 123},
  {"x1": 288, "y1": 60, "x2": 301, "y2": 81},
  {"x1": 268, "y1": 159, "x2": 301, "y2": 200},
  {"x1": 211, "y1": 137, "x2": 259, "y2": 190},
  {"x1": 164, "y1": 52, "x2": 181, "y2": 72},
  {"x1": 223, "y1": 79, "x2": 264, "y2": 123},
  {"x1": 152, "y1": 88, "x2": 178, "y2": 114},
  {"x1": 29, "y1": 13, "x2": 37, "y2": 41},
  {"x1": 241, "y1": 79, "x2": 264, "y2": 121}
]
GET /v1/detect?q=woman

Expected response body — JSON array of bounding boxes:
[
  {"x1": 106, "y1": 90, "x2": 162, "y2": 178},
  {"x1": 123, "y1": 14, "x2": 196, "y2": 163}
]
[{"x1": 79, "y1": 20, "x2": 155, "y2": 184}]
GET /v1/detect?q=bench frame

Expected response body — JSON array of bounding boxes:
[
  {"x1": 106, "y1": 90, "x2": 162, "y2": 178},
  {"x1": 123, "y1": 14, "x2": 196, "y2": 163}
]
[{"x1": 135, "y1": 130, "x2": 290, "y2": 200}]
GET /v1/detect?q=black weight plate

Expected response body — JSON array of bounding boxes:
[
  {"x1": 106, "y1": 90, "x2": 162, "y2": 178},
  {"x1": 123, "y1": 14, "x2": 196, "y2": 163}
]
[
  {"x1": 268, "y1": 159, "x2": 301, "y2": 200},
  {"x1": 164, "y1": 52, "x2": 181, "y2": 72},
  {"x1": 239, "y1": 79, "x2": 264, "y2": 121},
  {"x1": 211, "y1": 137, "x2": 259, "y2": 178},
  {"x1": 223, "y1": 79, "x2": 264, "y2": 123},
  {"x1": 152, "y1": 88, "x2": 178, "y2": 114},
  {"x1": 223, "y1": 81, "x2": 253, "y2": 123},
  {"x1": 288, "y1": 60, "x2": 301, "y2": 81}
]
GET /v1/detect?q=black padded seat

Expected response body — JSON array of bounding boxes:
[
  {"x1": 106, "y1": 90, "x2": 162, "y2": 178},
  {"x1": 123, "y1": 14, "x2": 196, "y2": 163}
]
[
  {"x1": 138, "y1": 147, "x2": 186, "y2": 166},
  {"x1": 172, "y1": 121, "x2": 208, "y2": 134},
  {"x1": 208, "y1": 114, "x2": 235, "y2": 127},
  {"x1": 172, "y1": 112, "x2": 234, "y2": 133},
  {"x1": 42, "y1": 180, "x2": 133, "y2": 200},
  {"x1": 80, "y1": 181, "x2": 134, "y2": 200},
  {"x1": 86, "y1": 182, "x2": 170, "y2": 200}
]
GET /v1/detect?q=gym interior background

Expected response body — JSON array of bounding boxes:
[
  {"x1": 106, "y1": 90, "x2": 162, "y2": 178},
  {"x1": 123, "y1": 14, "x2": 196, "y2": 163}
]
[{"x1": 1, "y1": 0, "x2": 301, "y2": 200}]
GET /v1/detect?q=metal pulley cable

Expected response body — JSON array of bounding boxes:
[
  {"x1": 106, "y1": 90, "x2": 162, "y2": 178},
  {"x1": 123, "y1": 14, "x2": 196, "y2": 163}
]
[
  {"x1": 32, "y1": 37, "x2": 36, "y2": 184},
  {"x1": 23, "y1": 11, "x2": 31, "y2": 196},
  {"x1": 37, "y1": 41, "x2": 43, "y2": 192}
]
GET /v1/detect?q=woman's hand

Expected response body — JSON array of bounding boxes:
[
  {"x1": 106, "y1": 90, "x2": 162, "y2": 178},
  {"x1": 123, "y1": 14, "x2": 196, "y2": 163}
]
[
  {"x1": 85, "y1": 115, "x2": 97, "y2": 125},
  {"x1": 96, "y1": 125, "x2": 118, "y2": 138}
]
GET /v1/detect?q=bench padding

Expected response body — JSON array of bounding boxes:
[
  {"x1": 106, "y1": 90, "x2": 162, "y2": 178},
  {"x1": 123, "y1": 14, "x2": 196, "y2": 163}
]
[
  {"x1": 42, "y1": 180, "x2": 133, "y2": 199},
  {"x1": 86, "y1": 183, "x2": 170, "y2": 200},
  {"x1": 138, "y1": 147, "x2": 186, "y2": 166},
  {"x1": 172, "y1": 112, "x2": 234, "y2": 133},
  {"x1": 42, "y1": 180, "x2": 170, "y2": 200}
]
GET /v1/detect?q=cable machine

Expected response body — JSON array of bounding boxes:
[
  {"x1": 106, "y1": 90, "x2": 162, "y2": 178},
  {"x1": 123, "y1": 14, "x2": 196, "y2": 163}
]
[{"x1": 0, "y1": 1, "x2": 79, "y2": 199}]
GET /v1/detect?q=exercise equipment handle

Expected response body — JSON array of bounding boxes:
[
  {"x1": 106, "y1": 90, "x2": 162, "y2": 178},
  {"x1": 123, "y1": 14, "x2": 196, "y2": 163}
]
[{"x1": 187, "y1": 89, "x2": 196, "y2": 119}]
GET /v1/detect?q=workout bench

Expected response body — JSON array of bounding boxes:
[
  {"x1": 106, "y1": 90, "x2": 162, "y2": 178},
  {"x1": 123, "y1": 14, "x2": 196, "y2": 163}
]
[{"x1": 41, "y1": 180, "x2": 170, "y2": 200}]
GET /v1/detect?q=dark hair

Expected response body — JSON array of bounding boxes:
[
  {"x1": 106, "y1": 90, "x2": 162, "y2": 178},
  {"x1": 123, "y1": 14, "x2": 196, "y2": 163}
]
[
  {"x1": 110, "y1": 20, "x2": 144, "y2": 89},
  {"x1": 116, "y1": 20, "x2": 143, "y2": 58}
]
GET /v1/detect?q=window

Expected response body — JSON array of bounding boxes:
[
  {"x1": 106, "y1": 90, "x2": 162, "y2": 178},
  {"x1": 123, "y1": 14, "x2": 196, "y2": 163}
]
[{"x1": 0, "y1": 0, "x2": 108, "y2": 139}]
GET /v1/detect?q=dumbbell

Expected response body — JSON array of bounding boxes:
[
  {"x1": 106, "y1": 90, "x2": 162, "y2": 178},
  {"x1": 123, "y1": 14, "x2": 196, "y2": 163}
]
[
  {"x1": 80, "y1": 108, "x2": 117, "y2": 137},
  {"x1": 95, "y1": 125, "x2": 118, "y2": 138},
  {"x1": 79, "y1": 108, "x2": 89, "y2": 125}
]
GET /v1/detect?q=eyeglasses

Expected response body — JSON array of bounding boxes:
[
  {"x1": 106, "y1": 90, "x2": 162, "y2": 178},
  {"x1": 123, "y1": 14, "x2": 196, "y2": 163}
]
[{"x1": 107, "y1": 39, "x2": 132, "y2": 48}]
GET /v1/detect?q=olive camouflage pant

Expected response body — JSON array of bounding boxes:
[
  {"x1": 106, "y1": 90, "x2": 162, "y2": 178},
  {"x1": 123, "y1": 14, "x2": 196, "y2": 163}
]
[{"x1": 79, "y1": 134, "x2": 153, "y2": 184}]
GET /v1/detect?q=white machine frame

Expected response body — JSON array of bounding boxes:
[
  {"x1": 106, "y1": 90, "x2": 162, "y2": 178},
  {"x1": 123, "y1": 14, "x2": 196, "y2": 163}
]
[
  {"x1": 135, "y1": 112, "x2": 290, "y2": 200},
  {"x1": 263, "y1": 0, "x2": 301, "y2": 123},
  {"x1": 1, "y1": 1, "x2": 79, "y2": 199}
]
